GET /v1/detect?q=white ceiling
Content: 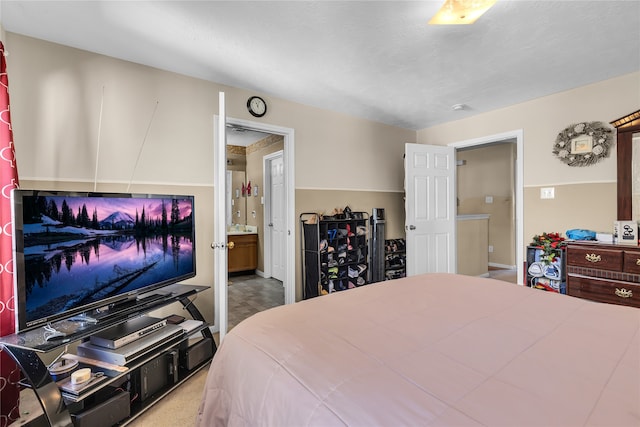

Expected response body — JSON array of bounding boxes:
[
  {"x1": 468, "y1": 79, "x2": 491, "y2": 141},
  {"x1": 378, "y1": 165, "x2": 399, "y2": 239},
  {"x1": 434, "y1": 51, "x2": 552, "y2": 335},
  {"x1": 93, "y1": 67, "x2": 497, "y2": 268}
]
[{"x1": 1, "y1": 1, "x2": 639, "y2": 131}]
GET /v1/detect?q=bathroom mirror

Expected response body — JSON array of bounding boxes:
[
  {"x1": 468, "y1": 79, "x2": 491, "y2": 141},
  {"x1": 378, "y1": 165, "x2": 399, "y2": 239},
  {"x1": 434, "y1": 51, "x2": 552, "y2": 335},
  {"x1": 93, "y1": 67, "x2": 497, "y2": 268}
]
[{"x1": 226, "y1": 144, "x2": 248, "y2": 226}]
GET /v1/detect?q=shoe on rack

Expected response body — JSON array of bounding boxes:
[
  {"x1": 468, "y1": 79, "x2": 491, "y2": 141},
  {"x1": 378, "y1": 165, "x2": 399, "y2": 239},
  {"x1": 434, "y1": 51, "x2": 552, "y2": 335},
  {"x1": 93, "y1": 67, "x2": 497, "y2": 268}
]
[
  {"x1": 337, "y1": 228, "x2": 348, "y2": 238},
  {"x1": 319, "y1": 239, "x2": 328, "y2": 251},
  {"x1": 327, "y1": 229, "x2": 338, "y2": 241},
  {"x1": 348, "y1": 266, "x2": 359, "y2": 278},
  {"x1": 527, "y1": 262, "x2": 545, "y2": 278},
  {"x1": 328, "y1": 267, "x2": 338, "y2": 279},
  {"x1": 543, "y1": 264, "x2": 561, "y2": 280},
  {"x1": 348, "y1": 281, "x2": 356, "y2": 289},
  {"x1": 357, "y1": 276, "x2": 366, "y2": 286},
  {"x1": 357, "y1": 264, "x2": 367, "y2": 275},
  {"x1": 356, "y1": 225, "x2": 366, "y2": 236}
]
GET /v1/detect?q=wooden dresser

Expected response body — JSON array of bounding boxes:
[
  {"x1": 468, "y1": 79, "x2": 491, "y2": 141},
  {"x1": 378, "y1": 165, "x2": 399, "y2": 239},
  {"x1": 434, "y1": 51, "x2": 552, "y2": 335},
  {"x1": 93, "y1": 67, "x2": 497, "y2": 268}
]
[{"x1": 566, "y1": 242, "x2": 640, "y2": 308}]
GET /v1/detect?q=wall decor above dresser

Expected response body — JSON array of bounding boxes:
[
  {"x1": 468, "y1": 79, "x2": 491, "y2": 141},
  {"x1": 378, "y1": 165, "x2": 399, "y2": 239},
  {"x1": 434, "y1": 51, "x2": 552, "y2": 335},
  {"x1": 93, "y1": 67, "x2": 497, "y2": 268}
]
[{"x1": 552, "y1": 121, "x2": 614, "y2": 167}]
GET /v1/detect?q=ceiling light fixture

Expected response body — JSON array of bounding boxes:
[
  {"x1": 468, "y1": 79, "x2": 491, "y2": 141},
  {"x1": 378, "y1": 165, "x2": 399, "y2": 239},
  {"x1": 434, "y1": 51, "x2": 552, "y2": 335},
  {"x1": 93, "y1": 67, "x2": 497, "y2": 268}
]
[
  {"x1": 452, "y1": 103, "x2": 466, "y2": 111},
  {"x1": 429, "y1": 0, "x2": 497, "y2": 25}
]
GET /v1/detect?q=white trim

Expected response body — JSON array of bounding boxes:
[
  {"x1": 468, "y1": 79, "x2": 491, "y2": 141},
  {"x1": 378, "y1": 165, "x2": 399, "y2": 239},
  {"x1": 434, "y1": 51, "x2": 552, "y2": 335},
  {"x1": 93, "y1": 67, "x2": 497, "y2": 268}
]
[
  {"x1": 21, "y1": 177, "x2": 216, "y2": 188},
  {"x1": 524, "y1": 180, "x2": 616, "y2": 187},
  {"x1": 296, "y1": 187, "x2": 404, "y2": 193},
  {"x1": 449, "y1": 129, "x2": 524, "y2": 286},
  {"x1": 225, "y1": 117, "x2": 295, "y2": 305},
  {"x1": 254, "y1": 269, "x2": 266, "y2": 278}
]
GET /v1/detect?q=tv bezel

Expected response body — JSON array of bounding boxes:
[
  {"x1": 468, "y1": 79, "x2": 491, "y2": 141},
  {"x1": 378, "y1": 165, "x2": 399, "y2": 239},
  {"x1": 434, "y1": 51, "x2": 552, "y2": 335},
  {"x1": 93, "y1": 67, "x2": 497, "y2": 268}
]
[{"x1": 11, "y1": 189, "x2": 197, "y2": 332}]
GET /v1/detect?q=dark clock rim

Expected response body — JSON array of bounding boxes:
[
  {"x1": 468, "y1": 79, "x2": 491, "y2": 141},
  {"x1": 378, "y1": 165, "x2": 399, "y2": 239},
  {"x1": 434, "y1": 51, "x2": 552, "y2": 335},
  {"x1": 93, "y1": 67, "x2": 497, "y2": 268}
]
[{"x1": 247, "y1": 96, "x2": 267, "y2": 117}]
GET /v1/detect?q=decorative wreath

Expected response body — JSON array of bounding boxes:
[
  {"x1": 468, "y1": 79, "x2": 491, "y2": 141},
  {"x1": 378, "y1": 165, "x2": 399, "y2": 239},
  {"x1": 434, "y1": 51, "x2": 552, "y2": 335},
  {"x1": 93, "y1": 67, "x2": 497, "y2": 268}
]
[{"x1": 552, "y1": 121, "x2": 614, "y2": 167}]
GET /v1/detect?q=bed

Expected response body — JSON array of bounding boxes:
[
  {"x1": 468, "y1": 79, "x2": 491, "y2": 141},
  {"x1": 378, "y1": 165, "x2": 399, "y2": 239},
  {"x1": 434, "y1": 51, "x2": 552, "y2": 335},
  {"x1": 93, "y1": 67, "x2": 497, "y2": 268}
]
[{"x1": 196, "y1": 273, "x2": 639, "y2": 426}]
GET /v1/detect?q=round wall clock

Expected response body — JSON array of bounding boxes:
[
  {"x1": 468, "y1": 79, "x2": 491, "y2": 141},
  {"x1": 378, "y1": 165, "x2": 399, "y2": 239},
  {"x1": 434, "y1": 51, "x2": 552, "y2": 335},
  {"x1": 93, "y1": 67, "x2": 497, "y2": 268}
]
[{"x1": 247, "y1": 96, "x2": 267, "y2": 117}]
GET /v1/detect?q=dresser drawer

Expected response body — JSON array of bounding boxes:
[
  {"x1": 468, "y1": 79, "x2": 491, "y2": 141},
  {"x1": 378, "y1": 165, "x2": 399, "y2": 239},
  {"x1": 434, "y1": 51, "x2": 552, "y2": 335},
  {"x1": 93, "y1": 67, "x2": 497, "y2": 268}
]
[
  {"x1": 623, "y1": 250, "x2": 640, "y2": 274},
  {"x1": 567, "y1": 247, "x2": 623, "y2": 271},
  {"x1": 567, "y1": 276, "x2": 640, "y2": 308}
]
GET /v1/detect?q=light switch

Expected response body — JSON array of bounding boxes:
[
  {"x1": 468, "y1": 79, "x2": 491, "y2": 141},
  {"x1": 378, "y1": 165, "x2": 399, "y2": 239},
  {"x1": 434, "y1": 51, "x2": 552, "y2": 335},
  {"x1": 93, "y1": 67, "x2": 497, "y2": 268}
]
[
  {"x1": 540, "y1": 187, "x2": 555, "y2": 199},
  {"x1": 485, "y1": 196, "x2": 493, "y2": 204}
]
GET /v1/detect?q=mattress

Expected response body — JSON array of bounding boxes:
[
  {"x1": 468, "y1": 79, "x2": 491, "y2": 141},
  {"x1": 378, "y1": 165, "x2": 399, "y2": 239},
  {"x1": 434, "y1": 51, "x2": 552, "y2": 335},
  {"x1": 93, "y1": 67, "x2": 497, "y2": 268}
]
[{"x1": 197, "y1": 273, "x2": 640, "y2": 426}]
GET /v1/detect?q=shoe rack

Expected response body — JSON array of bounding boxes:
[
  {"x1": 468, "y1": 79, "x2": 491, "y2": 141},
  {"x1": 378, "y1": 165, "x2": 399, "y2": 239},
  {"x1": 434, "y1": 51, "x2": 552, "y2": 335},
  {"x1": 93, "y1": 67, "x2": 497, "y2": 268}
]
[
  {"x1": 384, "y1": 238, "x2": 406, "y2": 280},
  {"x1": 526, "y1": 246, "x2": 567, "y2": 293},
  {"x1": 300, "y1": 212, "x2": 369, "y2": 299}
]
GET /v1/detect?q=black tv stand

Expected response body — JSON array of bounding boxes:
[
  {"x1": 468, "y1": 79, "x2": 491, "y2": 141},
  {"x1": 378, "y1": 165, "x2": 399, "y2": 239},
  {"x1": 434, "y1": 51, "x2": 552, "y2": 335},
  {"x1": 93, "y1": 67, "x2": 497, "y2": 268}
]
[
  {"x1": 67, "y1": 313, "x2": 100, "y2": 324},
  {"x1": 0, "y1": 284, "x2": 216, "y2": 427}
]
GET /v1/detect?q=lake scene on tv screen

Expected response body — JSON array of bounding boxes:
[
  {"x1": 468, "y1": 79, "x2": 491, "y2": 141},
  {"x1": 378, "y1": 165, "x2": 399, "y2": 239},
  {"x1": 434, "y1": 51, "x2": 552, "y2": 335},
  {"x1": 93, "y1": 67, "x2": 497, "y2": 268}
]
[{"x1": 21, "y1": 195, "x2": 195, "y2": 324}]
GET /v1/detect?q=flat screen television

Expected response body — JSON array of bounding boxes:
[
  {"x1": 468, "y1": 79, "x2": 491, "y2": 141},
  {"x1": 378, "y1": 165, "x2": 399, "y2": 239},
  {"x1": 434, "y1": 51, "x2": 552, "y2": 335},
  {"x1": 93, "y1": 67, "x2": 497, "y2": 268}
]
[{"x1": 11, "y1": 190, "x2": 196, "y2": 332}]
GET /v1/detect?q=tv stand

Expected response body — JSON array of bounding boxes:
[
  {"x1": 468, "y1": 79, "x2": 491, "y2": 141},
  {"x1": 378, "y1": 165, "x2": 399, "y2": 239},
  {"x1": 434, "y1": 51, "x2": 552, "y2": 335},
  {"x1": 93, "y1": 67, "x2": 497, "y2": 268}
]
[
  {"x1": 0, "y1": 284, "x2": 216, "y2": 427},
  {"x1": 67, "y1": 313, "x2": 100, "y2": 324}
]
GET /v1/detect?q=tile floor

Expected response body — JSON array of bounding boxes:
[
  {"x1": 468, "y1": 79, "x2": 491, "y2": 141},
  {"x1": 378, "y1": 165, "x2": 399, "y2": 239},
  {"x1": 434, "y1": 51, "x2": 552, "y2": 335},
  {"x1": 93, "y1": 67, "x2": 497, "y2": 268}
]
[{"x1": 227, "y1": 273, "x2": 285, "y2": 330}]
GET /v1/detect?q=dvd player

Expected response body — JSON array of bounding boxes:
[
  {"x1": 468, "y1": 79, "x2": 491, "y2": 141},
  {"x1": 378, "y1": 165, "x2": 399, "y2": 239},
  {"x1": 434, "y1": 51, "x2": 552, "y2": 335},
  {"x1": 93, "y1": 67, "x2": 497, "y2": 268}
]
[
  {"x1": 78, "y1": 324, "x2": 184, "y2": 366},
  {"x1": 90, "y1": 316, "x2": 167, "y2": 349}
]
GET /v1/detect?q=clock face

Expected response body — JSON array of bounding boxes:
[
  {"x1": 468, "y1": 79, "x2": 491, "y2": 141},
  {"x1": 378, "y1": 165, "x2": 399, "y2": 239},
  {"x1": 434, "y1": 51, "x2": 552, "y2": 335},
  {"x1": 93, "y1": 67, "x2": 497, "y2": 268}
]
[{"x1": 247, "y1": 96, "x2": 267, "y2": 117}]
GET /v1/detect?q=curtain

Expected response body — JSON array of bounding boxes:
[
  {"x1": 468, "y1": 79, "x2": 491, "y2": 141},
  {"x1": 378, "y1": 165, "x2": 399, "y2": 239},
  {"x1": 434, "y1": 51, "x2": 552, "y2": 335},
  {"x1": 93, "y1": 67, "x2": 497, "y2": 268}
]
[{"x1": 0, "y1": 41, "x2": 21, "y2": 427}]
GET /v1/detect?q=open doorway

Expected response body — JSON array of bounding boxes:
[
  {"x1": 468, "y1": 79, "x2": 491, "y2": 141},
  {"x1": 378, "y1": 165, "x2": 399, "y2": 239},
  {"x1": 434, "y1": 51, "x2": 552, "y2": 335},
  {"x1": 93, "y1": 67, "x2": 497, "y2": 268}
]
[
  {"x1": 449, "y1": 130, "x2": 524, "y2": 285},
  {"x1": 224, "y1": 120, "x2": 293, "y2": 329}
]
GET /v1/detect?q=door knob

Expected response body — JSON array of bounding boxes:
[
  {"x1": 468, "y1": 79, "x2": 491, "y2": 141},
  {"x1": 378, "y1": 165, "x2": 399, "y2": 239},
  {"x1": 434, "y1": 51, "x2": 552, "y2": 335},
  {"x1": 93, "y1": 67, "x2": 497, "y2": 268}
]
[
  {"x1": 408, "y1": 225, "x2": 416, "y2": 230},
  {"x1": 228, "y1": 241, "x2": 235, "y2": 250}
]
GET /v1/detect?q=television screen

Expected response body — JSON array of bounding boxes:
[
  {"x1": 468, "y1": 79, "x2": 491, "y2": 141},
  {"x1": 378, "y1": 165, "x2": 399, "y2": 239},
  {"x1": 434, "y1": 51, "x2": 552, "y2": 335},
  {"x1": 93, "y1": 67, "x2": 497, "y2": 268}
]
[{"x1": 12, "y1": 190, "x2": 196, "y2": 332}]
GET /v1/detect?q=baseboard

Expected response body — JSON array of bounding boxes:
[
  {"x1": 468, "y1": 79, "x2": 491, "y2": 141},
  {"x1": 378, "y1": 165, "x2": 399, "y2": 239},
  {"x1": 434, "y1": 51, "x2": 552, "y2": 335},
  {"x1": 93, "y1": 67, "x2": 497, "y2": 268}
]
[
  {"x1": 489, "y1": 262, "x2": 516, "y2": 270},
  {"x1": 255, "y1": 269, "x2": 266, "y2": 278}
]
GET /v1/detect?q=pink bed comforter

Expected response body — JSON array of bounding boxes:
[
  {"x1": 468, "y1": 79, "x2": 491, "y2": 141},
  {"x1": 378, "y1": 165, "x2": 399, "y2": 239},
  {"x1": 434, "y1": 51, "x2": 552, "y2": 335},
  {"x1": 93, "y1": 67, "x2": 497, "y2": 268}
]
[{"x1": 197, "y1": 273, "x2": 639, "y2": 426}]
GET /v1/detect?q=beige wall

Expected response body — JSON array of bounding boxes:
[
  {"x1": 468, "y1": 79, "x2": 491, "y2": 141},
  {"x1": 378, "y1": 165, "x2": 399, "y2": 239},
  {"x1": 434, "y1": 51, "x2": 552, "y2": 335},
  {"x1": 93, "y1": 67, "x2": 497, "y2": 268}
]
[
  {"x1": 5, "y1": 33, "x2": 415, "y2": 316},
  {"x1": 418, "y1": 72, "x2": 639, "y2": 250}
]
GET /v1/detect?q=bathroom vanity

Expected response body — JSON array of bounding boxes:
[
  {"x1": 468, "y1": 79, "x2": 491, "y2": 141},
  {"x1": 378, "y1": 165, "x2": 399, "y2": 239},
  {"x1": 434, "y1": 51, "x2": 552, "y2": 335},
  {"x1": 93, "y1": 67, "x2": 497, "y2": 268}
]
[{"x1": 228, "y1": 226, "x2": 258, "y2": 273}]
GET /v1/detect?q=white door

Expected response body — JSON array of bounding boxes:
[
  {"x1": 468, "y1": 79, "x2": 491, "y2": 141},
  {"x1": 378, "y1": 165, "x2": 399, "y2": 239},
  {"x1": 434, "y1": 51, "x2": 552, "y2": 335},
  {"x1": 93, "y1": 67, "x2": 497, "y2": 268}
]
[
  {"x1": 213, "y1": 92, "x2": 229, "y2": 340},
  {"x1": 404, "y1": 143, "x2": 456, "y2": 276},
  {"x1": 266, "y1": 151, "x2": 285, "y2": 281}
]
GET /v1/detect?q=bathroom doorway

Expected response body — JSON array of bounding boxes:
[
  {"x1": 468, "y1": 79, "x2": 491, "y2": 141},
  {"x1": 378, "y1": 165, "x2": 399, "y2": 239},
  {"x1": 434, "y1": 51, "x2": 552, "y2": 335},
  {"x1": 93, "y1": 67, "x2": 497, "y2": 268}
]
[{"x1": 225, "y1": 121, "x2": 290, "y2": 328}]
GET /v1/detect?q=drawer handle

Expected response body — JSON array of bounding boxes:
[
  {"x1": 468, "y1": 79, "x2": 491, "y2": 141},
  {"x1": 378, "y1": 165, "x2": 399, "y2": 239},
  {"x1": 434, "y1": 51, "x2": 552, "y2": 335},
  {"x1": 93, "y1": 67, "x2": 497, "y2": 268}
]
[
  {"x1": 585, "y1": 253, "x2": 601, "y2": 263},
  {"x1": 615, "y1": 288, "x2": 633, "y2": 299},
  {"x1": 636, "y1": 259, "x2": 640, "y2": 266}
]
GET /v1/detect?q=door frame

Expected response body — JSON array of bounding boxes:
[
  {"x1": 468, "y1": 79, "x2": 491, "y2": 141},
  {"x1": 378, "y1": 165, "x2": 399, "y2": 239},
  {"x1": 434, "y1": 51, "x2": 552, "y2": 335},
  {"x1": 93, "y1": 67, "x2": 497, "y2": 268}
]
[
  {"x1": 219, "y1": 116, "x2": 295, "y2": 305},
  {"x1": 448, "y1": 129, "x2": 524, "y2": 285},
  {"x1": 263, "y1": 150, "x2": 285, "y2": 280}
]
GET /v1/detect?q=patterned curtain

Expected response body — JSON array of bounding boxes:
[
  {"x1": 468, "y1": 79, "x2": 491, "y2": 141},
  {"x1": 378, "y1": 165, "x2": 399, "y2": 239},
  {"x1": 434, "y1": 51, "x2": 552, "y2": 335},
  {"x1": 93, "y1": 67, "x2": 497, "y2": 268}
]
[{"x1": 0, "y1": 41, "x2": 21, "y2": 427}]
